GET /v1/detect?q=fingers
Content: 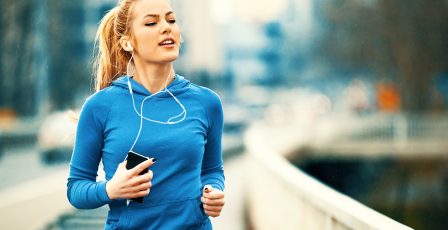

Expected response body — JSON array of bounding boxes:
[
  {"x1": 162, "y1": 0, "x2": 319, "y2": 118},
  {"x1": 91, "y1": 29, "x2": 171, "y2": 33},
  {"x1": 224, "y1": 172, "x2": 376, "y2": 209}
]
[
  {"x1": 125, "y1": 188, "x2": 150, "y2": 199},
  {"x1": 204, "y1": 211, "x2": 221, "y2": 217},
  {"x1": 201, "y1": 185, "x2": 225, "y2": 217},
  {"x1": 203, "y1": 203, "x2": 224, "y2": 212},
  {"x1": 130, "y1": 182, "x2": 151, "y2": 195},
  {"x1": 129, "y1": 180, "x2": 151, "y2": 192},
  {"x1": 203, "y1": 205, "x2": 224, "y2": 217},
  {"x1": 122, "y1": 181, "x2": 151, "y2": 198},
  {"x1": 108, "y1": 159, "x2": 156, "y2": 200},
  {"x1": 122, "y1": 165, "x2": 153, "y2": 195},
  {"x1": 129, "y1": 158, "x2": 156, "y2": 176},
  {"x1": 201, "y1": 196, "x2": 225, "y2": 206},
  {"x1": 202, "y1": 190, "x2": 225, "y2": 199},
  {"x1": 123, "y1": 171, "x2": 152, "y2": 196},
  {"x1": 202, "y1": 197, "x2": 224, "y2": 217},
  {"x1": 135, "y1": 189, "x2": 150, "y2": 197},
  {"x1": 128, "y1": 170, "x2": 153, "y2": 185}
]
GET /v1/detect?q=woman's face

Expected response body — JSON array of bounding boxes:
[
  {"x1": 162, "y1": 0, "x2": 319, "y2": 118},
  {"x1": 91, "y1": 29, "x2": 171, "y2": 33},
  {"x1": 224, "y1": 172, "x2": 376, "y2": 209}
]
[{"x1": 130, "y1": 0, "x2": 181, "y2": 64}]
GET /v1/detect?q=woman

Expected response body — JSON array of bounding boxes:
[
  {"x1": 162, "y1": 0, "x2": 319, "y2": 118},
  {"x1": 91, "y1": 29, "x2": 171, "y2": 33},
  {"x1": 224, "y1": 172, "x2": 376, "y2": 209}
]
[{"x1": 67, "y1": 0, "x2": 225, "y2": 229}]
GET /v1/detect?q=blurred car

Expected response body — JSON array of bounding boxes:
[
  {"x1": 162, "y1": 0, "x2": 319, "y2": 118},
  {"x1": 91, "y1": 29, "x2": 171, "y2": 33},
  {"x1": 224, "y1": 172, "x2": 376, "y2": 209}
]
[{"x1": 38, "y1": 111, "x2": 77, "y2": 164}]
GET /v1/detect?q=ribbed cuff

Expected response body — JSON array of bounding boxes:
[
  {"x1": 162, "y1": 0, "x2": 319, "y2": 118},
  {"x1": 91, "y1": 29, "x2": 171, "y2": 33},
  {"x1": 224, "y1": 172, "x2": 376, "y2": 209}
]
[
  {"x1": 202, "y1": 179, "x2": 225, "y2": 191},
  {"x1": 97, "y1": 181, "x2": 111, "y2": 203},
  {"x1": 211, "y1": 183, "x2": 224, "y2": 191}
]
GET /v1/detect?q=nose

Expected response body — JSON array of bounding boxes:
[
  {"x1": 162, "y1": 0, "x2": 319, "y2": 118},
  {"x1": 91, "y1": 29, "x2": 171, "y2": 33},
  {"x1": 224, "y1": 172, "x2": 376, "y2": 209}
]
[{"x1": 161, "y1": 20, "x2": 172, "y2": 34}]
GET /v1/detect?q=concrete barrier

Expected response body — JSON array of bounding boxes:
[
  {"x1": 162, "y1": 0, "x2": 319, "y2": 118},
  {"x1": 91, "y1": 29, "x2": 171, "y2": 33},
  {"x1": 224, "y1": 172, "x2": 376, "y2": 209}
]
[
  {"x1": 244, "y1": 122, "x2": 413, "y2": 230},
  {"x1": 0, "y1": 169, "x2": 73, "y2": 230}
]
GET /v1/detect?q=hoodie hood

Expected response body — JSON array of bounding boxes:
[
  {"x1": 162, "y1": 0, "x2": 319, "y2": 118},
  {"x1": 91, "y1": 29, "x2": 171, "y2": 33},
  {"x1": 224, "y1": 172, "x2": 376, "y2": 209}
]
[{"x1": 111, "y1": 74, "x2": 191, "y2": 97}]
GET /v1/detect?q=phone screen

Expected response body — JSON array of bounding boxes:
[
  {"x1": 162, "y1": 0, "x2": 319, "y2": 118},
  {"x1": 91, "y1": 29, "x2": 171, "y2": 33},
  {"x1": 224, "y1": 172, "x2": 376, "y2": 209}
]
[{"x1": 126, "y1": 151, "x2": 149, "y2": 175}]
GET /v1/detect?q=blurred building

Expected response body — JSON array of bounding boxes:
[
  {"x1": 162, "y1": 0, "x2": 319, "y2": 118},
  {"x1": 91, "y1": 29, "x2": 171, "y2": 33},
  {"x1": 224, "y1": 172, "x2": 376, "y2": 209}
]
[
  {"x1": 0, "y1": 0, "x2": 231, "y2": 119},
  {"x1": 0, "y1": 0, "x2": 40, "y2": 117},
  {"x1": 171, "y1": 0, "x2": 224, "y2": 76},
  {"x1": 0, "y1": 0, "x2": 127, "y2": 118}
]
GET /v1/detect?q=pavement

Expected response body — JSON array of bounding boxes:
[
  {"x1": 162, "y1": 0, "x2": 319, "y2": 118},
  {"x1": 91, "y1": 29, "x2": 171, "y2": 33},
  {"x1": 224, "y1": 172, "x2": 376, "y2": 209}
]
[
  {"x1": 211, "y1": 155, "x2": 247, "y2": 230},
  {"x1": 20, "y1": 153, "x2": 248, "y2": 230}
]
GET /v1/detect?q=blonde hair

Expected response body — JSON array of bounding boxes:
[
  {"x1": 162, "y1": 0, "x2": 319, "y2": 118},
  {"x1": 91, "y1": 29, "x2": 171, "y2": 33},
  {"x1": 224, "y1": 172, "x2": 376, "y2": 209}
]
[{"x1": 93, "y1": 0, "x2": 139, "y2": 91}]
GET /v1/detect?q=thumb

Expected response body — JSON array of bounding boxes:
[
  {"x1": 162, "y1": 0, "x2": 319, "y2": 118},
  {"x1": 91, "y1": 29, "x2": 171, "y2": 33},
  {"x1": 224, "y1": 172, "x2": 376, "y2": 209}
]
[{"x1": 203, "y1": 185, "x2": 213, "y2": 194}]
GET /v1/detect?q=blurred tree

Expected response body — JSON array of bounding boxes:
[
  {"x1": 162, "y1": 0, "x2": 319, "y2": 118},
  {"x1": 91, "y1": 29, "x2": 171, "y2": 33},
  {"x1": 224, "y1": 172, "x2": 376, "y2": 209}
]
[
  {"x1": 0, "y1": 0, "x2": 35, "y2": 116},
  {"x1": 47, "y1": 0, "x2": 90, "y2": 110},
  {"x1": 0, "y1": 0, "x2": 91, "y2": 116},
  {"x1": 316, "y1": 0, "x2": 448, "y2": 112}
]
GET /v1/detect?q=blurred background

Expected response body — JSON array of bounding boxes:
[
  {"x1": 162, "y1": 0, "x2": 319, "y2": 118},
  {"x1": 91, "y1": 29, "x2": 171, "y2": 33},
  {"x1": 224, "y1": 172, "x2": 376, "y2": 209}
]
[{"x1": 1, "y1": 0, "x2": 447, "y2": 229}]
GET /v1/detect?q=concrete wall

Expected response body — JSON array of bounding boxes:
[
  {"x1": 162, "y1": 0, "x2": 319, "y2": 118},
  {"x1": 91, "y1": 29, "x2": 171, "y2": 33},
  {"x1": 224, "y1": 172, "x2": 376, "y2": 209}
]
[
  {"x1": 0, "y1": 169, "x2": 72, "y2": 230},
  {"x1": 244, "y1": 122, "x2": 413, "y2": 230}
]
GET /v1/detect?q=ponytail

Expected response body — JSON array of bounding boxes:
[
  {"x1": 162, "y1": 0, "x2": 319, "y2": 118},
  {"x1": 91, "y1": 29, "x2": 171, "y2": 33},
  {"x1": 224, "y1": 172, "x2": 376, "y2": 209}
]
[{"x1": 93, "y1": 0, "x2": 136, "y2": 91}]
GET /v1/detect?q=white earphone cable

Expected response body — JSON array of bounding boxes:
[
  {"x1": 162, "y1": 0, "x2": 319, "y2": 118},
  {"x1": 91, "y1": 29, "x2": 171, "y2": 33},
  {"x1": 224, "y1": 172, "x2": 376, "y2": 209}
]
[{"x1": 126, "y1": 55, "x2": 187, "y2": 152}]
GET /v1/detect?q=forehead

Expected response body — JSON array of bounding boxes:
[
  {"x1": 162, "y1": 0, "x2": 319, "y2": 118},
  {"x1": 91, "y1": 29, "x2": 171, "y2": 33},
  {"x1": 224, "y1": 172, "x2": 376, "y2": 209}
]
[{"x1": 132, "y1": 0, "x2": 173, "y2": 18}]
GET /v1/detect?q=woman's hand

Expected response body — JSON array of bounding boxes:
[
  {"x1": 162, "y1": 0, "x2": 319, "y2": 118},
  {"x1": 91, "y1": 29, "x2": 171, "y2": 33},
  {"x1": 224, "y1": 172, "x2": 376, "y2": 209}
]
[
  {"x1": 105, "y1": 159, "x2": 155, "y2": 200},
  {"x1": 201, "y1": 185, "x2": 225, "y2": 217}
]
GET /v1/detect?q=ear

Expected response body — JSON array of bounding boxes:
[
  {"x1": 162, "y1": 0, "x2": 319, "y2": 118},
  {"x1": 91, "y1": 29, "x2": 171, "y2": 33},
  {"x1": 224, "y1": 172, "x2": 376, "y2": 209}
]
[{"x1": 120, "y1": 36, "x2": 133, "y2": 52}]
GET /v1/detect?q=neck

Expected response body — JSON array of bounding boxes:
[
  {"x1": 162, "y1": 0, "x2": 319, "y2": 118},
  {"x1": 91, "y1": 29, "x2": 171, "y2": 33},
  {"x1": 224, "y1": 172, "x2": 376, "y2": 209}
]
[{"x1": 132, "y1": 60, "x2": 174, "y2": 94}]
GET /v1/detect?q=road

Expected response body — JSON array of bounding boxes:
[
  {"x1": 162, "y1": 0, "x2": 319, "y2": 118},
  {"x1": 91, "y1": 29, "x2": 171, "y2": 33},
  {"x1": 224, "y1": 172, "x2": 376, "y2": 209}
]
[
  {"x1": 0, "y1": 144, "x2": 68, "y2": 191},
  {"x1": 0, "y1": 137, "x2": 247, "y2": 229}
]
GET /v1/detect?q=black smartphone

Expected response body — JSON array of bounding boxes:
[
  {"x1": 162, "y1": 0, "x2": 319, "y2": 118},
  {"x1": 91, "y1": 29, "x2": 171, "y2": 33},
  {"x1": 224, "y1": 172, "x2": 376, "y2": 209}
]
[{"x1": 126, "y1": 151, "x2": 150, "y2": 203}]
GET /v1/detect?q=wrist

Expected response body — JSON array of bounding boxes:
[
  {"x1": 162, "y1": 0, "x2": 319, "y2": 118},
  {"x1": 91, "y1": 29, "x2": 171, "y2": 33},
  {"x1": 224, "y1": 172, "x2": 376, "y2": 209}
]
[{"x1": 105, "y1": 180, "x2": 116, "y2": 200}]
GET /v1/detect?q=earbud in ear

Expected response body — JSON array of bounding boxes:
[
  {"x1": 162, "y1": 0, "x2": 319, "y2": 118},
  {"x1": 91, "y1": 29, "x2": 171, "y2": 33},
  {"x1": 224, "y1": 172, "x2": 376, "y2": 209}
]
[{"x1": 127, "y1": 41, "x2": 133, "y2": 51}]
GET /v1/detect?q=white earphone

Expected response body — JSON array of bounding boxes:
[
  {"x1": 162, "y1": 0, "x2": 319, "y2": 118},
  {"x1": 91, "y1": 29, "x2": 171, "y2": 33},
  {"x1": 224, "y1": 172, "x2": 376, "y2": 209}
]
[
  {"x1": 122, "y1": 39, "x2": 187, "y2": 205},
  {"x1": 127, "y1": 74, "x2": 187, "y2": 125},
  {"x1": 125, "y1": 45, "x2": 187, "y2": 152},
  {"x1": 126, "y1": 41, "x2": 133, "y2": 51},
  {"x1": 127, "y1": 73, "x2": 187, "y2": 152}
]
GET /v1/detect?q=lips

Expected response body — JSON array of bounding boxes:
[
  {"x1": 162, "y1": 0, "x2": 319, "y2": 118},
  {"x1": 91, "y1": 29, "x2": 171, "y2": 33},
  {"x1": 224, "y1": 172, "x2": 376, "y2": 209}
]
[{"x1": 159, "y1": 38, "x2": 175, "y2": 46}]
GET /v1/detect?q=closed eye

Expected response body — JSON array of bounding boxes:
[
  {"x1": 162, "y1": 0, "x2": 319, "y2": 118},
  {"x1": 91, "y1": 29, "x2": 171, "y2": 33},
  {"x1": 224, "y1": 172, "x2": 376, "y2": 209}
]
[{"x1": 145, "y1": 22, "x2": 156, "y2": 26}]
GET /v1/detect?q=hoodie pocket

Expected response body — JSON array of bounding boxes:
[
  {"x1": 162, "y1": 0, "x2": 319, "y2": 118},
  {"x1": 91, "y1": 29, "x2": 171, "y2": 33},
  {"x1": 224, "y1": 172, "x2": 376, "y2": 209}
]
[
  {"x1": 119, "y1": 197, "x2": 209, "y2": 229},
  {"x1": 105, "y1": 208, "x2": 128, "y2": 230},
  {"x1": 190, "y1": 196, "x2": 209, "y2": 224}
]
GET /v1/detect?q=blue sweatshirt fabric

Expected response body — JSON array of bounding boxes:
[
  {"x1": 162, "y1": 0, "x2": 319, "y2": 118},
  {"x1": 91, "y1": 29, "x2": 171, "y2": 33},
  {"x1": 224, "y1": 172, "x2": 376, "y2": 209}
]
[{"x1": 67, "y1": 75, "x2": 225, "y2": 230}]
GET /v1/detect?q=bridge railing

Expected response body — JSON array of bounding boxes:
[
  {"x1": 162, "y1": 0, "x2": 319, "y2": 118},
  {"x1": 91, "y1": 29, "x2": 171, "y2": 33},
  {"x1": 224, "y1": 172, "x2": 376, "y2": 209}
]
[
  {"x1": 336, "y1": 113, "x2": 448, "y2": 142},
  {"x1": 244, "y1": 122, "x2": 414, "y2": 230}
]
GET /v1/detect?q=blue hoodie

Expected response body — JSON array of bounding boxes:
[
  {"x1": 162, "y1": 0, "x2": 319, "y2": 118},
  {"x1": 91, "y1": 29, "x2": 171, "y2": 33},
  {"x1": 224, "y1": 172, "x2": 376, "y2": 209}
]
[{"x1": 67, "y1": 75, "x2": 225, "y2": 229}]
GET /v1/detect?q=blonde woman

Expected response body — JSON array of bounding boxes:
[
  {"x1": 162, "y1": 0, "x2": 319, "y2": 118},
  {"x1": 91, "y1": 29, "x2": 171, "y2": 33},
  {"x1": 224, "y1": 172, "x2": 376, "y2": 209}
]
[{"x1": 67, "y1": 0, "x2": 225, "y2": 229}]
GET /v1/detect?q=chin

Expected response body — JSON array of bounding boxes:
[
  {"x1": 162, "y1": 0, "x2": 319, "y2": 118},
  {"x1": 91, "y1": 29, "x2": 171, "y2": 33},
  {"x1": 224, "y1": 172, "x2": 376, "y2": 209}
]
[
  {"x1": 146, "y1": 50, "x2": 179, "y2": 64},
  {"x1": 162, "y1": 53, "x2": 179, "y2": 62}
]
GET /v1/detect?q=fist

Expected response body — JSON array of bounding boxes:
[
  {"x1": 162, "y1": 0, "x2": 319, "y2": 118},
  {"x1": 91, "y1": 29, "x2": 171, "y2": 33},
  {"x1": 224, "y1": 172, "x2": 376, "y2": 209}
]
[{"x1": 201, "y1": 185, "x2": 225, "y2": 217}]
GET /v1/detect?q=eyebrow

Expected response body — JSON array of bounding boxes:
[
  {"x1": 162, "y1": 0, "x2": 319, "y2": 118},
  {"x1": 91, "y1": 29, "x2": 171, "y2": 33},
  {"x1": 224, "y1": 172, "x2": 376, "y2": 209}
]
[{"x1": 143, "y1": 11, "x2": 174, "y2": 19}]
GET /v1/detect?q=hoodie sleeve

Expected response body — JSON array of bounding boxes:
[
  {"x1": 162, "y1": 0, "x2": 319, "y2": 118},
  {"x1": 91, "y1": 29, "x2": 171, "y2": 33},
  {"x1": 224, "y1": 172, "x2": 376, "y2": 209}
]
[
  {"x1": 67, "y1": 94, "x2": 111, "y2": 209},
  {"x1": 201, "y1": 90, "x2": 225, "y2": 191}
]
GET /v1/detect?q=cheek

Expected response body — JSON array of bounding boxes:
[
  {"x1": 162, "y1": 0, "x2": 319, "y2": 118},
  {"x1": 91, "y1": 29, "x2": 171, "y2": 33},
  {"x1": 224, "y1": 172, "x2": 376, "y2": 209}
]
[
  {"x1": 135, "y1": 33, "x2": 157, "y2": 50},
  {"x1": 171, "y1": 26, "x2": 181, "y2": 39}
]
